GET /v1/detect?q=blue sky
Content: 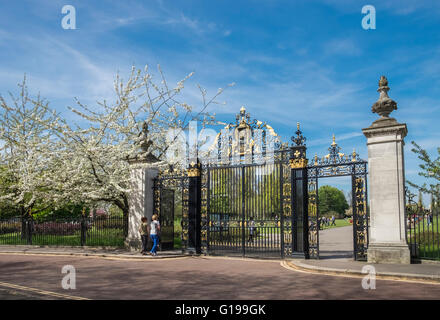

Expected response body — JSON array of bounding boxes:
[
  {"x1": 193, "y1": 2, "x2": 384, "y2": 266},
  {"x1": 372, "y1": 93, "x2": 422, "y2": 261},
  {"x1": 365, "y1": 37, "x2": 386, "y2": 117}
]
[{"x1": 1, "y1": 0, "x2": 439, "y2": 203}]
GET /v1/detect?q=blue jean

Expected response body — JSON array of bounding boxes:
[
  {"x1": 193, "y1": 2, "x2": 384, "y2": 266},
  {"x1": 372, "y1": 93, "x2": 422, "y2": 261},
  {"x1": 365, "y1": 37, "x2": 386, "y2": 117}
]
[{"x1": 150, "y1": 234, "x2": 159, "y2": 253}]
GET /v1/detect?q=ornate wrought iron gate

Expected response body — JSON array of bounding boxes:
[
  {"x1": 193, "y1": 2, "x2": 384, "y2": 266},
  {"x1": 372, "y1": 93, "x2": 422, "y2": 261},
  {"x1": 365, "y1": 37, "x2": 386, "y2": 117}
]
[
  {"x1": 153, "y1": 167, "x2": 189, "y2": 251},
  {"x1": 203, "y1": 158, "x2": 291, "y2": 258},
  {"x1": 152, "y1": 107, "x2": 368, "y2": 260},
  {"x1": 306, "y1": 135, "x2": 369, "y2": 260},
  {"x1": 199, "y1": 107, "x2": 293, "y2": 258}
]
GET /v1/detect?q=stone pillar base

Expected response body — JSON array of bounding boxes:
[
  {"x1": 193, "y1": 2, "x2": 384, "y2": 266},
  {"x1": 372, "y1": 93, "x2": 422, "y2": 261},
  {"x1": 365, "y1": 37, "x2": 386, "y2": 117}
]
[
  {"x1": 125, "y1": 237, "x2": 142, "y2": 252},
  {"x1": 367, "y1": 243, "x2": 411, "y2": 264}
]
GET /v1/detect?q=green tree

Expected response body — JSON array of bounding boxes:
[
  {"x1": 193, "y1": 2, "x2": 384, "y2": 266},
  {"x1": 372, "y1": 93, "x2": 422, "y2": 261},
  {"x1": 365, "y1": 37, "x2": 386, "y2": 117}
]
[
  {"x1": 409, "y1": 141, "x2": 440, "y2": 204},
  {"x1": 318, "y1": 185, "x2": 349, "y2": 217},
  {"x1": 0, "y1": 166, "x2": 20, "y2": 219}
]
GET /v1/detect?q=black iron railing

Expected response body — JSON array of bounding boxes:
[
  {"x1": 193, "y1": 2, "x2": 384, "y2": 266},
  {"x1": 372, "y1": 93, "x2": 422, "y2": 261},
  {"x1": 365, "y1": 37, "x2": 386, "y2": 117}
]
[
  {"x1": 0, "y1": 215, "x2": 127, "y2": 247},
  {"x1": 406, "y1": 190, "x2": 440, "y2": 261}
]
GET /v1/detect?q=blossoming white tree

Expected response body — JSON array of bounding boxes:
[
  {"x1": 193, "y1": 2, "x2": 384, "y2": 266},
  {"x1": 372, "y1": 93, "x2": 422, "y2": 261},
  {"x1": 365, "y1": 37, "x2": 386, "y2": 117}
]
[
  {"x1": 0, "y1": 66, "x2": 231, "y2": 231},
  {"x1": 0, "y1": 77, "x2": 62, "y2": 219},
  {"x1": 50, "y1": 65, "x2": 230, "y2": 227}
]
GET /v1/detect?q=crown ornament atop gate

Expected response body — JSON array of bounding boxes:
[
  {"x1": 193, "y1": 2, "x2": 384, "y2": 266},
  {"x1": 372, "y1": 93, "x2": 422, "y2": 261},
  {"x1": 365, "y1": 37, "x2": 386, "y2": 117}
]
[
  {"x1": 291, "y1": 122, "x2": 306, "y2": 146},
  {"x1": 188, "y1": 159, "x2": 201, "y2": 177},
  {"x1": 205, "y1": 106, "x2": 283, "y2": 163},
  {"x1": 289, "y1": 122, "x2": 308, "y2": 168},
  {"x1": 311, "y1": 134, "x2": 362, "y2": 167}
]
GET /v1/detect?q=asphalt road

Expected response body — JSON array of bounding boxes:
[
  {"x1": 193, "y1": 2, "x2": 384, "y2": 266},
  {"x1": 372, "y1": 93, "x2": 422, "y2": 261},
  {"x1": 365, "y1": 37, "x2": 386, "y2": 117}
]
[{"x1": 0, "y1": 253, "x2": 439, "y2": 300}]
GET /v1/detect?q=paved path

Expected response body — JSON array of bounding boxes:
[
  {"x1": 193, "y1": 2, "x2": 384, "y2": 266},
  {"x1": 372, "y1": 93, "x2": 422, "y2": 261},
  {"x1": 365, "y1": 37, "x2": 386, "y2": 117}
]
[
  {"x1": 1, "y1": 253, "x2": 440, "y2": 300},
  {"x1": 319, "y1": 225, "x2": 354, "y2": 259},
  {"x1": 0, "y1": 245, "x2": 184, "y2": 259},
  {"x1": 288, "y1": 258, "x2": 440, "y2": 283},
  {"x1": 291, "y1": 225, "x2": 440, "y2": 283}
]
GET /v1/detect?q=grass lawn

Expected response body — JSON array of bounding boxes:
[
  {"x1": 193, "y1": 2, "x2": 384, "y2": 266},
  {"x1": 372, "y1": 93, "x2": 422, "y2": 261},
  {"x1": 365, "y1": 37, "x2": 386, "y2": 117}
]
[
  {"x1": 320, "y1": 218, "x2": 353, "y2": 230},
  {"x1": 407, "y1": 215, "x2": 440, "y2": 260},
  {"x1": 0, "y1": 230, "x2": 125, "y2": 247},
  {"x1": 408, "y1": 216, "x2": 440, "y2": 233}
]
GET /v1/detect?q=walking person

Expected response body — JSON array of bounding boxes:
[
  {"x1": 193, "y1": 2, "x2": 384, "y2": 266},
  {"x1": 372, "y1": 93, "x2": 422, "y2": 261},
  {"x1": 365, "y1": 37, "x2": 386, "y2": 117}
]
[
  {"x1": 139, "y1": 217, "x2": 149, "y2": 255},
  {"x1": 149, "y1": 214, "x2": 161, "y2": 256},
  {"x1": 427, "y1": 212, "x2": 432, "y2": 227},
  {"x1": 247, "y1": 217, "x2": 256, "y2": 244},
  {"x1": 331, "y1": 215, "x2": 336, "y2": 226}
]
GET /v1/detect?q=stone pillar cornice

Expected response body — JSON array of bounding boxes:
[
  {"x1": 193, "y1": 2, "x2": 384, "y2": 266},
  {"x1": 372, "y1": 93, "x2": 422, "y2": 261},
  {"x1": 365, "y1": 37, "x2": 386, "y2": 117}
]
[
  {"x1": 127, "y1": 153, "x2": 160, "y2": 166},
  {"x1": 362, "y1": 121, "x2": 408, "y2": 140}
]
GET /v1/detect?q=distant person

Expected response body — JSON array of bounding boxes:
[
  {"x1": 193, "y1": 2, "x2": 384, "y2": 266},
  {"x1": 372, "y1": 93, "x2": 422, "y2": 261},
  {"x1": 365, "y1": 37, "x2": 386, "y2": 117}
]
[
  {"x1": 149, "y1": 214, "x2": 161, "y2": 256},
  {"x1": 331, "y1": 215, "x2": 336, "y2": 226},
  {"x1": 427, "y1": 213, "x2": 432, "y2": 226},
  {"x1": 139, "y1": 217, "x2": 149, "y2": 255},
  {"x1": 248, "y1": 217, "x2": 256, "y2": 243}
]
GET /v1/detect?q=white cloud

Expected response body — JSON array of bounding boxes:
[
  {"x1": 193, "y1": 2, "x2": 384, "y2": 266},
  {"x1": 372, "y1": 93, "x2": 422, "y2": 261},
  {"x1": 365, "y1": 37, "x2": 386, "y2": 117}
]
[{"x1": 323, "y1": 38, "x2": 362, "y2": 56}]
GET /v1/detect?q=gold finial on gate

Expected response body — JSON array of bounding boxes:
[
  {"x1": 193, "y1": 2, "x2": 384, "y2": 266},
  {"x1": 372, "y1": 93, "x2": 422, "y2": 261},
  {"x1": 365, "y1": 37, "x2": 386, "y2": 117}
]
[
  {"x1": 331, "y1": 134, "x2": 336, "y2": 146},
  {"x1": 297, "y1": 122, "x2": 300, "y2": 130}
]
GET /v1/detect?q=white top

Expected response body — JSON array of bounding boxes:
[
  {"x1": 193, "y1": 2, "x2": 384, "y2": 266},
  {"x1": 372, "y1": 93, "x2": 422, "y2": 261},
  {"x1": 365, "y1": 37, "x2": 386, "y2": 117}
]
[
  {"x1": 249, "y1": 220, "x2": 256, "y2": 234},
  {"x1": 150, "y1": 220, "x2": 160, "y2": 235}
]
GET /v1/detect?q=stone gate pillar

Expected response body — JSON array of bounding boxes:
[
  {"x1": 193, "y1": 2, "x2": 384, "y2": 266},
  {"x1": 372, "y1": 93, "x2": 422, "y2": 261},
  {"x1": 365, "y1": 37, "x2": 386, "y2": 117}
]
[
  {"x1": 362, "y1": 76, "x2": 410, "y2": 264},
  {"x1": 125, "y1": 157, "x2": 158, "y2": 251}
]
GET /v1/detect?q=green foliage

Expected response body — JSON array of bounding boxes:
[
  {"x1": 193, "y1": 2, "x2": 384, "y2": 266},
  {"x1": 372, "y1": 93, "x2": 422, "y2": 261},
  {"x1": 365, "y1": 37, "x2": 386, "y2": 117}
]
[
  {"x1": 0, "y1": 202, "x2": 20, "y2": 219},
  {"x1": 108, "y1": 205, "x2": 124, "y2": 217},
  {"x1": 326, "y1": 210, "x2": 340, "y2": 219},
  {"x1": 208, "y1": 168, "x2": 281, "y2": 219},
  {"x1": 0, "y1": 166, "x2": 20, "y2": 219},
  {"x1": 318, "y1": 185, "x2": 349, "y2": 216},
  {"x1": 409, "y1": 141, "x2": 440, "y2": 202},
  {"x1": 32, "y1": 203, "x2": 89, "y2": 220}
]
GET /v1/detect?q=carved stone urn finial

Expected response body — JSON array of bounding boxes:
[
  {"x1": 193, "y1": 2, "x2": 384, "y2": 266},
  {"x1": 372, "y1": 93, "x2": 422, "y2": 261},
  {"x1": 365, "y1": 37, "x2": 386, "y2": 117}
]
[
  {"x1": 139, "y1": 121, "x2": 152, "y2": 153},
  {"x1": 371, "y1": 75, "x2": 397, "y2": 118}
]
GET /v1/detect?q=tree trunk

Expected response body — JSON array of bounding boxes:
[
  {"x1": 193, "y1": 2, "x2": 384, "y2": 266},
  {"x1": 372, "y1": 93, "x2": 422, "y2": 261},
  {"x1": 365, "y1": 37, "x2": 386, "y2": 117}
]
[
  {"x1": 122, "y1": 207, "x2": 129, "y2": 238},
  {"x1": 113, "y1": 194, "x2": 130, "y2": 238}
]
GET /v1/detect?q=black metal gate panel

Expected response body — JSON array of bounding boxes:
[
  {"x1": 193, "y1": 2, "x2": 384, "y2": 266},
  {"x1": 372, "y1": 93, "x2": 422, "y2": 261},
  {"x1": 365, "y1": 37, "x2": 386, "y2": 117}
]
[
  {"x1": 205, "y1": 163, "x2": 284, "y2": 258},
  {"x1": 160, "y1": 189, "x2": 175, "y2": 250},
  {"x1": 153, "y1": 167, "x2": 189, "y2": 252}
]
